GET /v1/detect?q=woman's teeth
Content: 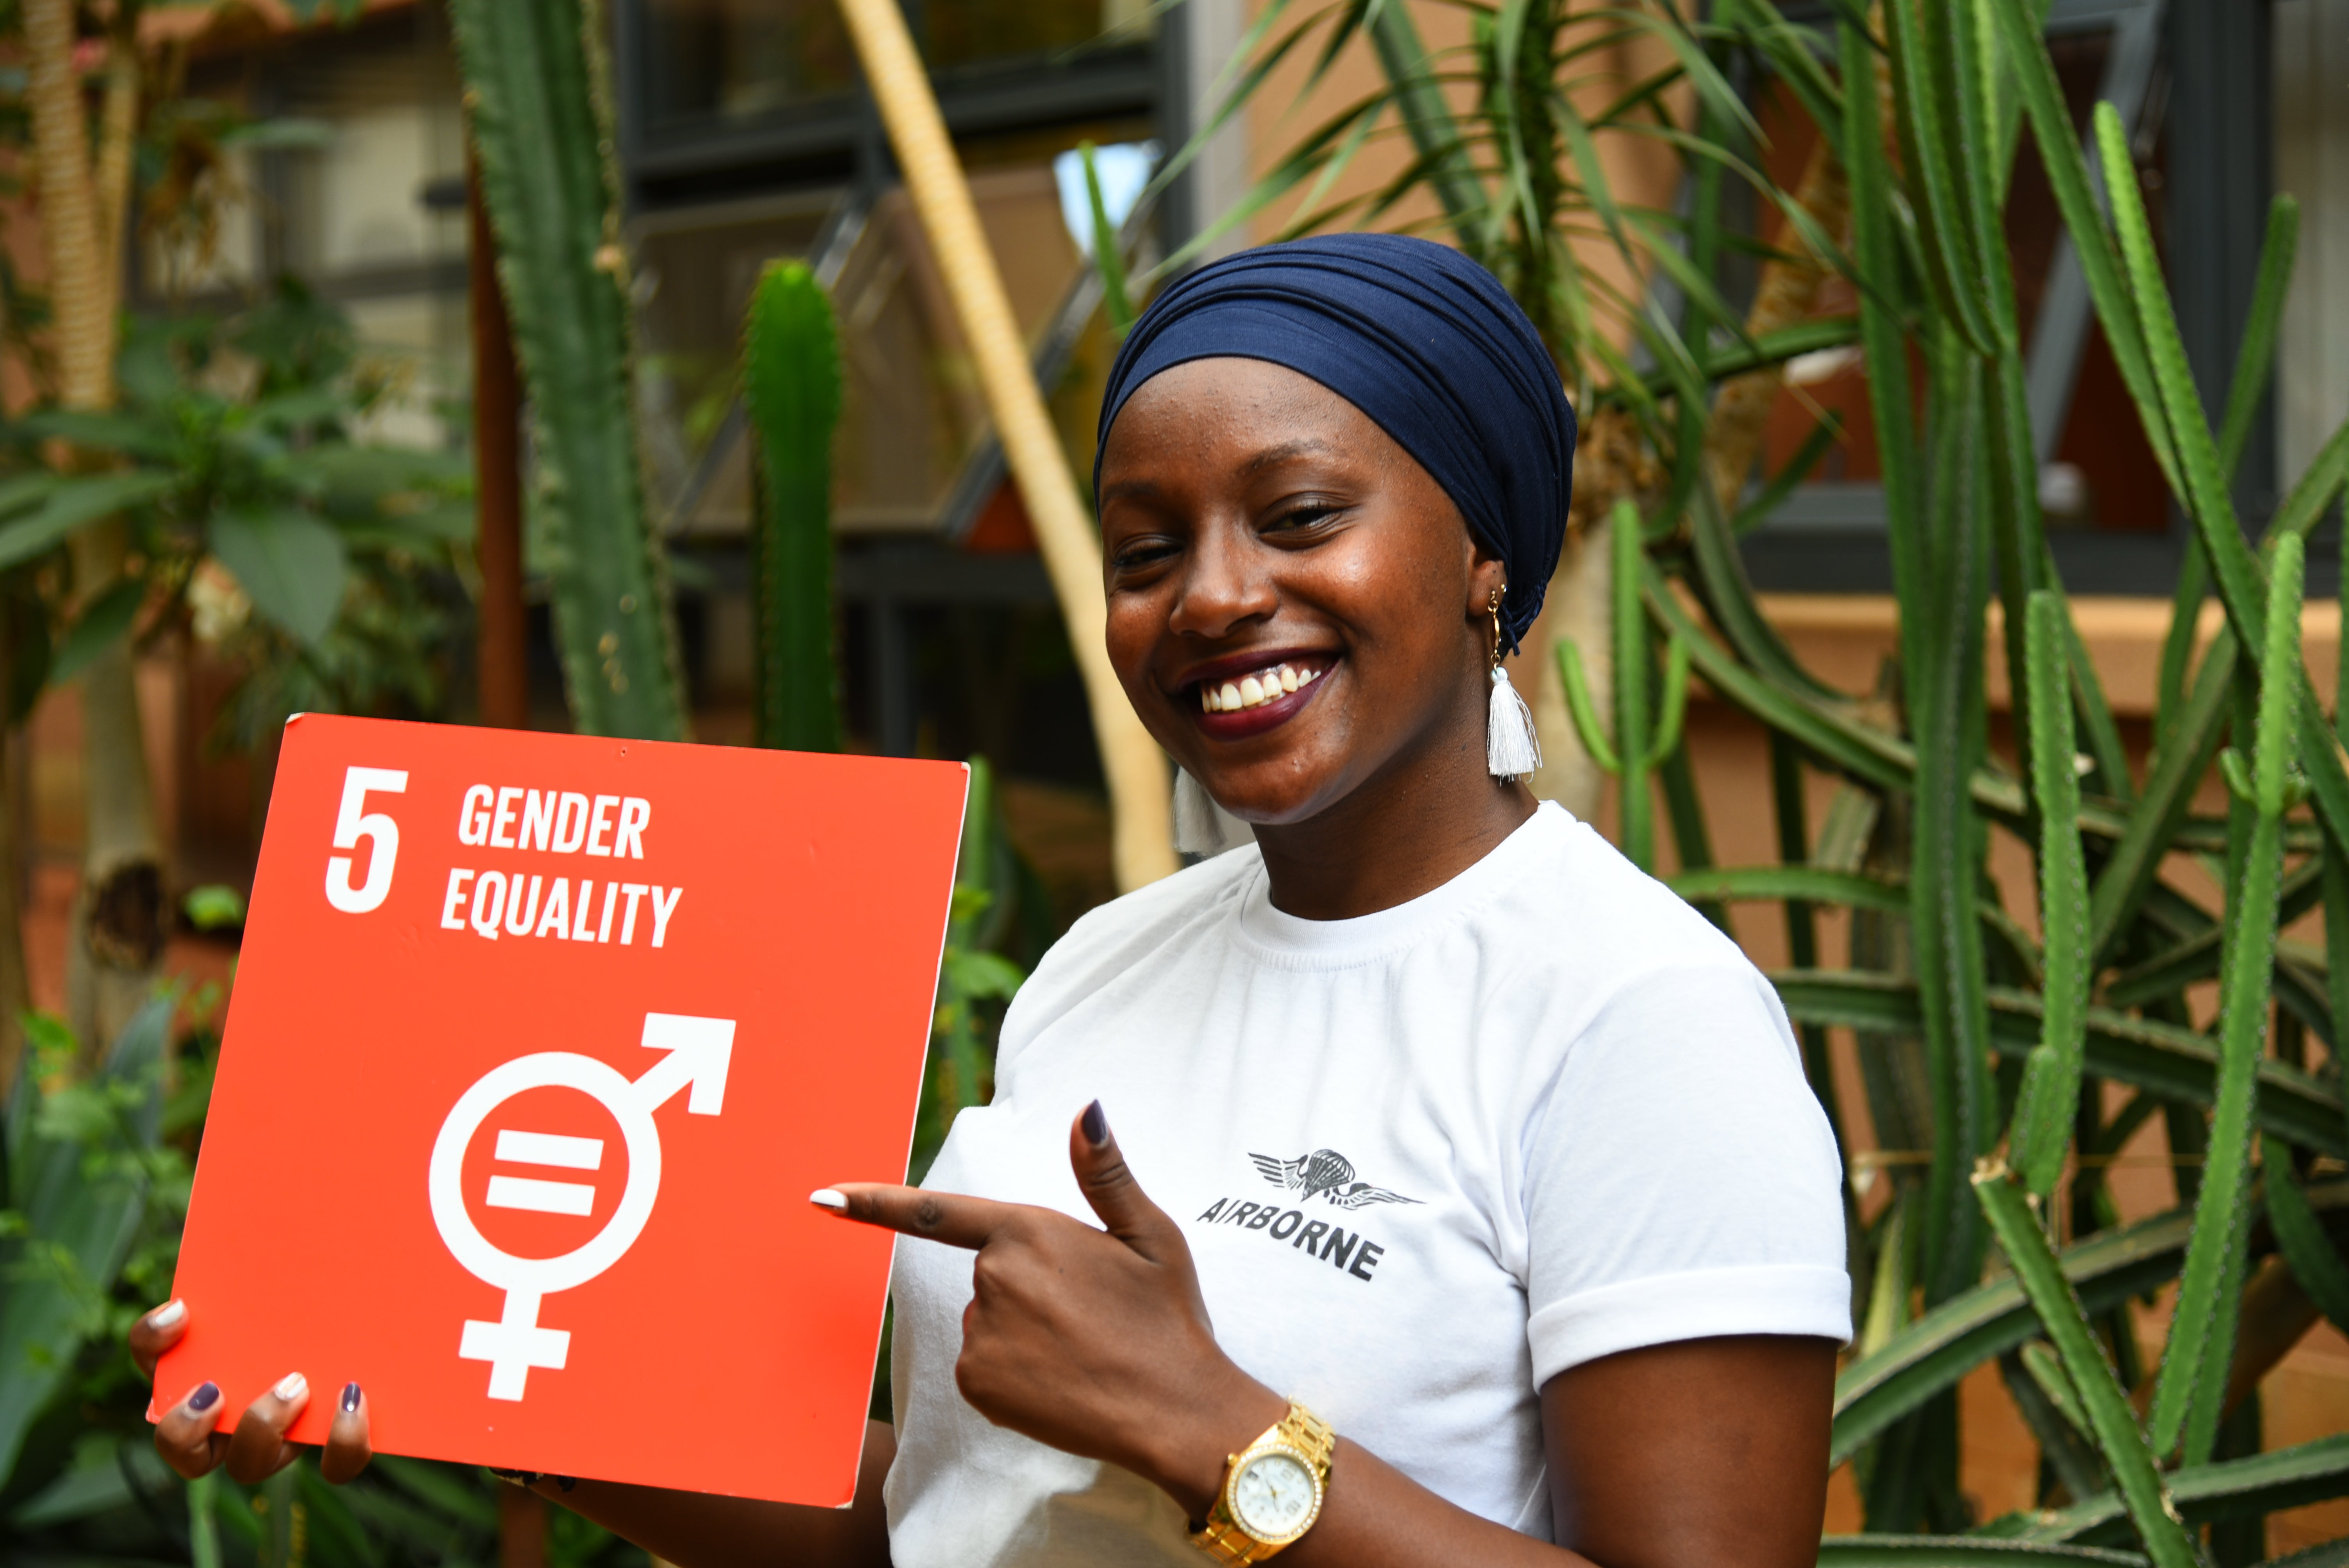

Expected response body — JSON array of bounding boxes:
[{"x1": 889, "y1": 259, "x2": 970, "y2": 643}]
[{"x1": 1200, "y1": 664, "x2": 1321, "y2": 712}]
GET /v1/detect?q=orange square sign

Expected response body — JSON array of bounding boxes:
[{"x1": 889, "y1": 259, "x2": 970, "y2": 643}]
[{"x1": 155, "y1": 715, "x2": 966, "y2": 1505}]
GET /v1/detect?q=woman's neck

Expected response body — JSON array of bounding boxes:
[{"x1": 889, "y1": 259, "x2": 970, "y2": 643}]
[{"x1": 1251, "y1": 732, "x2": 1538, "y2": 921}]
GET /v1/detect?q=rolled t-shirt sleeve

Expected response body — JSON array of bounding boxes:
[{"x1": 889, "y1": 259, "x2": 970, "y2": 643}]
[{"x1": 1520, "y1": 961, "x2": 1851, "y2": 1387}]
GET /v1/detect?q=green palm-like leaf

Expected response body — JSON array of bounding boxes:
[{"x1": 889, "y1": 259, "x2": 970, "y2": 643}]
[
  {"x1": 1818, "y1": 1542, "x2": 2147, "y2": 1567},
  {"x1": 1769, "y1": 971, "x2": 2347, "y2": 1157},
  {"x1": 1975, "y1": 1169, "x2": 2201, "y2": 1568}
]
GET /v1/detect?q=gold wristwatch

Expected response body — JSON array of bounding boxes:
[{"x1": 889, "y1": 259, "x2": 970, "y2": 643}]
[{"x1": 1189, "y1": 1401, "x2": 1336, "y2": 1563}]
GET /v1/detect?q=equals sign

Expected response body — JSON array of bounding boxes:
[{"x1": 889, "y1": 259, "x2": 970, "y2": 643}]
[{"x1": 485, "y1": 1130, "x2": 604, "y2": 1217}]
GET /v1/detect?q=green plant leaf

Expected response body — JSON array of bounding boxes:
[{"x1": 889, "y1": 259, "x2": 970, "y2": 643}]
[
  {"x1": 0, "y1": 997, "x2": 173, "y2": 1481},
  {"x1": 2010, "y1": 592, "x2": 2089, "y2": 1198},
  {"x1": 1832, "y1": 1199, "x2": 2206, "y2": 1463},
  {"x1": 1628, "y1": 318, "x2": 1862, "y2": 404},
  {"x1": 2149, "y1": 531, "x2": 2303, "y2": 1463},
  {"x1": 1817, "y1": 1541, "x2": 2148, "y2": 1566},
  {"x1": 1079, "y1": 143, "x2": 1136, "y2": 336},
  {"x1": 2096, "y1": 108, "x2": 2349, "y2": 889},
  {"x1": 209, "y1": 506, "x2": 350, "y2": 645},
  {"x1": 2103, "y1": 857, "x2": 2324, "y2": 1007},
  {"x1": 1769, "y1": 971, "x2": 2347, "y2": 1157},
  {"x1": 1984, "y1": 0, "x2": 2176, "y2": 492},
  {"x1": 9, "y1": 407, "x2": 180, "y2": 463},
  {"x1": 46, "y1": 577, "x2": 148, "y2": 688},
  {"x1": 2008, "y1": 1342, "x2": 2107, "y2": 1504},
  {"x1": 2263, "y1": 1137, "x2": 2349, "y2": 1338},
  {"x1": 943, "y1": 948, "x2": 1024, "y2": 1003},
  {"x1": 0, "y1": 471, "x2": 174, "y2": 572},
  {"x1": 183, "y1": 884, "x2": 248, "y2": 932},
  {"x1": 1882, "y1": 0, "x2": 1999, "y2": 353},
  {"x1": 1974, "y1": 1168, "x2": 2201, "y2": 1568},
  {"x1": 1363, "y1": 0, "x2": 1482, "y2": 231},
  {"x1": 2089, "y1": 633, "x2": 2234, "y2": 962},
  {"x1": 1733, "y1": 412, "x2": 1845, "y2": 535},
  {"x1": 2018, "y1": 1433, "x2": 2349, "y2": 1545},
  {"x1": 2215, "y1": 197, "x2": 2299, "y2": 479}
]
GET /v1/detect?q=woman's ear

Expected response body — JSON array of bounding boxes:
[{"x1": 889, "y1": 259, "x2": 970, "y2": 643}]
[{"x1": 1466, "y1": 547, "x2": 1510, "y2": 624}]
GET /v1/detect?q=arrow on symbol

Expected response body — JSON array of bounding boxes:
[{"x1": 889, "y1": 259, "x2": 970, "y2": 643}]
[{"x1": 630, "y1": 1012, "x2": 734, "y2": 1114}]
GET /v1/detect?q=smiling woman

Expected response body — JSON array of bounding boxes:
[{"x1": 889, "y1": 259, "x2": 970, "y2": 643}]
[
  {"x1": 859, "y1": 235, "x2": 1852, "y2": 1568},
  {"x1": 125, "y1": 235, "x2": 1850, "y2": 1568}
]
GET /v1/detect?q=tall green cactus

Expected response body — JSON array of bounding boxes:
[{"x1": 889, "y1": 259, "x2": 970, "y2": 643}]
[
  {"x1": 1975, "y1": 1168, "x2": 2203, "y2": 1568},
  {"x1": 447, "y1": 0, "x2": 687, "y2": 741},
  {"x1": 2148, "y1": 531, "x2": 2305, "y2": 1464},
  {"x1": 1558, "y1": 500, "x2": 1689, "y2": 873},
  {"x1": 742, "y1": 261, "x2": 845, "y2": 753},
  {"x1": 2007, "y1": 590, "x2": 2089, "y2": 1201}
]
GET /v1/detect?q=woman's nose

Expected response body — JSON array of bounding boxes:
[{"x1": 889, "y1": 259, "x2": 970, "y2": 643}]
[{"x1": 1168, "y1": 526, "x2": 1278, "y2": 640}]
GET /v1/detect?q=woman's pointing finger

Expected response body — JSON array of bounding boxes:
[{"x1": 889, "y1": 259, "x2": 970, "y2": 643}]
[{"x1": 813, "y1": 1183, "x2": 1021, "y2": 1249}]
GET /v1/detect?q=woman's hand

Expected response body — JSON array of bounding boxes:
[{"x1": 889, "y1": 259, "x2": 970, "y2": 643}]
[
  {"x1": 818, "y1": 1100, "x2": 1285, "y2": 1518},
  {"x1": 129, "y1": 1302, "x2": 374, "y2": 1486}
]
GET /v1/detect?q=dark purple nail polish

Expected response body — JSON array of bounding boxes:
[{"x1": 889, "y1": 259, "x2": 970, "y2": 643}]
[
  {"x1": 1080, "y1": 1099, "x2": 1108, "y2": 1147},
  {"x1": 341, "y1": 1381, "x2": 361, "y2": 1414},
  {"x1": 188, "y1": 1382, "x2": 220, "y2": 1413}
]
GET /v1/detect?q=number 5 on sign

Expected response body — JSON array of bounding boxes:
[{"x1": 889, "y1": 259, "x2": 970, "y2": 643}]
[{"x1": 327, "y1": 766, "x2": 408, "y2": 913}]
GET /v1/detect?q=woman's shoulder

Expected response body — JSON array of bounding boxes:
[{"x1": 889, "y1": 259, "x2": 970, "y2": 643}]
[
  {"x1": 1062, "y1": 839, "x2": 1264, "y2": 949},
  {"x1": 1451, "y1": 806, "x2": 1797, "y2": 1083},
  {"x1": 1008, "y1": 843, "x2": 1262, "y2": 1006},
  {"x1": 1477, "y1": 804, "x2": 1754, "y2": 981}
]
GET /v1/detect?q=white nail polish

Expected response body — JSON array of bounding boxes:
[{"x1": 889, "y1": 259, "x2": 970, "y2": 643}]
[
  {"x1": 273, "y1": 1372, "x2": 308, "y2": 1403},
  {"x1": 148, "y1": 1299, "x2": 185, "y2": 1329},
  {"x1": 809, "y1": 1188, "x2": 848, "y2": 1212}
]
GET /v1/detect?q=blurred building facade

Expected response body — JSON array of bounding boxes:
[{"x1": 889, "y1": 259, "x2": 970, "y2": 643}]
[{"x1": 86, "y1": 0, "x2": 2349, "y2": 888}]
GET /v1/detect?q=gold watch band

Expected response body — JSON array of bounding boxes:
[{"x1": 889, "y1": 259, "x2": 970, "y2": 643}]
[{"x1": 1189, "y1": 1402, "x2": 1337, "y2": 1563}]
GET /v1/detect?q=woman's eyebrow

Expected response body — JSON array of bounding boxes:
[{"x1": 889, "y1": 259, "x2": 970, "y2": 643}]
[
  {"x1": 1239, "y1": 438, "x2": 1340, "y2": 476},
  {"x1": 1097, "y1": 477, "x2": 1171, "y2": 508}
]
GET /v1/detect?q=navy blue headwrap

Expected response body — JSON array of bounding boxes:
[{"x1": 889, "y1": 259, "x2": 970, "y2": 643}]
[{"x1": 1096, "y1": 233, "x2": 1576, "y2": 649}]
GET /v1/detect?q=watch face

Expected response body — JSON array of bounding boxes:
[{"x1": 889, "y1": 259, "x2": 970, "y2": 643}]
[{"x1": 1231, "y1": 1449, "x2": 1319, "y2": 1540}]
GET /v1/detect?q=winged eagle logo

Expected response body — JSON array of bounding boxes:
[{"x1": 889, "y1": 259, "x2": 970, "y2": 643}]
[{"x1": 1248, "y1": 1149, "x2": 1422, "y2": 1210}]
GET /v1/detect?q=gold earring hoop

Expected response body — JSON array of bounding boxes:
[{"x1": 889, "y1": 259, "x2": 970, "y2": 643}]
[{"x1": 1487, "y1": 586, "x2": 1506, "y2": 669}]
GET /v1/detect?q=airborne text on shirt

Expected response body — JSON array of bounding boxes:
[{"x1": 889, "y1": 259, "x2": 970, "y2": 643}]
[{"x1": 1194, "y1": 1196, "x2": 1387, "y2": 1282}]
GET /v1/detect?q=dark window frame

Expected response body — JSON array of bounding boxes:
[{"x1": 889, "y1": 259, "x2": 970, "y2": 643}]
[{"x1": 610, "y1": 0, "x2": 1171, "y2": 215}]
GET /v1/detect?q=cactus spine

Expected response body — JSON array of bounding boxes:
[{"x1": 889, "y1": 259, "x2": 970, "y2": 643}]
[
  {"x1": 1558, "y1": 500, "x2": 1689, "y2": 873},
  {"x1": 742, "y1": 262, "x2": 845, "y2": 753},
  {"x1": 447, "y1": 0, "x2": 687, "y2": 741}
]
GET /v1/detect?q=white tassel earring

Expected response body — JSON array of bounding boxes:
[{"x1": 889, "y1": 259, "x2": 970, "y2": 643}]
[
  {"x1": 1486, "y1": 588, "x2": 1542, "y2": 781},
  {"x1": 1174, "y1": 768, "x2": 1230, "y2": 856}
]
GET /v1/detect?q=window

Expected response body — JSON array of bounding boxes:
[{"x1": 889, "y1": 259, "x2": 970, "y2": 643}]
[{"x1": 611, "y1": 0, "x2": 1173, "y2": 808}]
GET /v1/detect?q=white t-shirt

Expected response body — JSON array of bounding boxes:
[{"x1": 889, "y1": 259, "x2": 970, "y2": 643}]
[{"x1": 884, "y1": 802, "x2": 1849, "y2": 1565}]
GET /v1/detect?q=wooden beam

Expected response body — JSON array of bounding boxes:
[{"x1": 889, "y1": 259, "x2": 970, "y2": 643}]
[{"x1": 833, "y1": 0, "x2": 1174, "y2": 889}]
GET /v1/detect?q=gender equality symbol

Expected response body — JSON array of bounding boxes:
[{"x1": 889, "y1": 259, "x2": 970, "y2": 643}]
[{"x1": 428, "y1": 1012, "x2": 735, "y2": 1400}]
